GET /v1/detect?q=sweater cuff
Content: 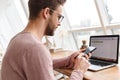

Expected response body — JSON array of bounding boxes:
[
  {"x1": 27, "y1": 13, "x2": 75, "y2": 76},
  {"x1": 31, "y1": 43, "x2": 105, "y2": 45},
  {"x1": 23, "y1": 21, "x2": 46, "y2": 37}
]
[{"x1": 70, "y1": 70, "x2": 83, "y2": 80}]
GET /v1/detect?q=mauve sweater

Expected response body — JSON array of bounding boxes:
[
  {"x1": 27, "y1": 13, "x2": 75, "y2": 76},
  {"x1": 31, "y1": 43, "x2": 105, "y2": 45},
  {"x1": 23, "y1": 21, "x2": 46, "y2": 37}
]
[{"x1": 1, "y1": 32, "x2": 83, "y2": 80}]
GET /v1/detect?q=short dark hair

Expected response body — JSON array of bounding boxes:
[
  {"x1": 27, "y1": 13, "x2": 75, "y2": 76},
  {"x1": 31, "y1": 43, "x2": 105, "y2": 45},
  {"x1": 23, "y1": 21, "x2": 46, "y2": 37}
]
[{"x1": 28, "y1": 0, "x2": 66, "y2": 20}]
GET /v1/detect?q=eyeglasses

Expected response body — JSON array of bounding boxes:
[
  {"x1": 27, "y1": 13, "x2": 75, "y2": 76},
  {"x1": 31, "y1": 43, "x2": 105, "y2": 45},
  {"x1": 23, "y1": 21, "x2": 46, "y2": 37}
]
[{"x1": 50, "y1": 9, "x2": 64, "y2": 23}]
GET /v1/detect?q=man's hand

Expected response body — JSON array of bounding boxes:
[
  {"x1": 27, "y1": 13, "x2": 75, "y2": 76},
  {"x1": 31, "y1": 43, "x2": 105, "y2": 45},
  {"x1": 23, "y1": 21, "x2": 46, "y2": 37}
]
[
  {"x1": 73, "y1": 54, "x2": 90, "y2": 74},
  {"x1": 71, "y1": 49, "x2": 91, "y2": 74}
]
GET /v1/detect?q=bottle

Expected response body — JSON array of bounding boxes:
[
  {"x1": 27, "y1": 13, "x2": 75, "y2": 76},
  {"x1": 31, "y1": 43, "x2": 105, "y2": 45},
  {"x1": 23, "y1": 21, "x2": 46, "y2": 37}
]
[{"x1": 80, "y1": 40, "x2": 88, "y2": 50}]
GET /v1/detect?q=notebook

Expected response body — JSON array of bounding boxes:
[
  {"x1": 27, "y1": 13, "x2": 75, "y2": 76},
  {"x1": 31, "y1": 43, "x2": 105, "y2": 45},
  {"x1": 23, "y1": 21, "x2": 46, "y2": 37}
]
[{"x1": 88, "y1": 35, "x2": 119, "y2": 71}]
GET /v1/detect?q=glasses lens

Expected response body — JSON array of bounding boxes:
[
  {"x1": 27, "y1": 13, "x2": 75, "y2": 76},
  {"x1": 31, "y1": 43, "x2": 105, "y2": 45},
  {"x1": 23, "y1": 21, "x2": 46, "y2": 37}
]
[
  {"x1": 50, "y1": 9, "x2": 64, "y2": 22},
  {"x1": 58, "y1": 15, "x2": 64, "y2": 22}
]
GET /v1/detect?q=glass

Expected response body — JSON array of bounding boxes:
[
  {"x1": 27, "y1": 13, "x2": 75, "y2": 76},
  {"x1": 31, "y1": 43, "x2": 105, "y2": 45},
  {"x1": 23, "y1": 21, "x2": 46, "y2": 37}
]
[
  {"x1": 73, "y1": 30, "x2": 104, "y2": 49},
  {"x1": 111, "y1": 29, "x2": 120, "y2": 35},
  {"x1": 64, "y1": 0, "x2": 100, "y2": 28},
  {"x1": 104, "y1": 0, "x2": 120, "y2": 24},
  {"x1": 50, "y1": 9, "x2": 64, "y2": 23}
]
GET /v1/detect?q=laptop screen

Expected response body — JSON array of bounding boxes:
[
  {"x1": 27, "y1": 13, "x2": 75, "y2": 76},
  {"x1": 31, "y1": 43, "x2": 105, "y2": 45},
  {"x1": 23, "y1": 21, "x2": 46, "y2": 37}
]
[{"x1": 89, "y1": 35, "x2": 119, "y2": 63}]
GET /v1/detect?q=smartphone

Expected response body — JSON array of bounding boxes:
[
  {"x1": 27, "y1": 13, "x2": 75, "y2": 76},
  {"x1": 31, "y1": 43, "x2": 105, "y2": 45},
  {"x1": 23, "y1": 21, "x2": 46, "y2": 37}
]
[
  {"x1": 74, "y1": 46, "x2": 96, "y2": 59},
  {"x1": 83, "y1": 46, "x2": 96, "y2": 54}
]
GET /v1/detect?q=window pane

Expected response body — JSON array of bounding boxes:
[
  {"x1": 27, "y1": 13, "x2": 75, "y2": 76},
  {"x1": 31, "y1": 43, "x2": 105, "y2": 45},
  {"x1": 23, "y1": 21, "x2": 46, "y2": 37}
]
[
  {"x1": 64, "y1": 0, "x2": 100, "y2": 28},
  {"x1": 104, "y1": 0, "x2": 120, "y2": 24},
  {"x1": 73, "y1": 30, "x2": 104, "y2": 49},
  {"x1": 112, "y1": 29, "x2": 120, "y2": 35}
]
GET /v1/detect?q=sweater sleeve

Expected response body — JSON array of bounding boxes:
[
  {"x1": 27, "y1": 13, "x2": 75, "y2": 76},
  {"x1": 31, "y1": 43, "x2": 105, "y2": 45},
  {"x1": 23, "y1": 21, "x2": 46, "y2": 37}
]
[
  {"x1": 53, "y1": 52, "x2": 84, "y2": 80},
  {"x1": 53, "y1": 55, "x2": 71, "y2": 69},
  {"x1": 70, "y1": 70, "x2": 83, "y2": 80},
  {"x1": 53, "y1": 51, "x2": 79, "y2": 69},
  {"x1": 53, "y1": 58, "x2": 84, "y2": 80}
]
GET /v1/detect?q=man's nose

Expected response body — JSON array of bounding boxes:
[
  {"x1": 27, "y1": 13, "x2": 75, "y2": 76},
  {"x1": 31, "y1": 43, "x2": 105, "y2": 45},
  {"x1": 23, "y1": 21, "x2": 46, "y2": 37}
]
[{"x1": 58, "y1": 23, "x2": 61, "y2": 26}]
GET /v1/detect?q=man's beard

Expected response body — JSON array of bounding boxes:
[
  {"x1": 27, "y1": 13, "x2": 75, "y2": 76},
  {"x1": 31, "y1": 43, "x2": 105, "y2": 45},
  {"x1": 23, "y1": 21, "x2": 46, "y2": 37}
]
[{"x1": 45, "y1": 23, "x2": 54, "y2": 36}]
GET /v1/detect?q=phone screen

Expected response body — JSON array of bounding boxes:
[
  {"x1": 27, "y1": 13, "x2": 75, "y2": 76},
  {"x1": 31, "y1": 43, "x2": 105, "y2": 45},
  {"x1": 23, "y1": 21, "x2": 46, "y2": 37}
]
[{"x1": 84, "y1": 46, "x2": 96, "y2": 54}]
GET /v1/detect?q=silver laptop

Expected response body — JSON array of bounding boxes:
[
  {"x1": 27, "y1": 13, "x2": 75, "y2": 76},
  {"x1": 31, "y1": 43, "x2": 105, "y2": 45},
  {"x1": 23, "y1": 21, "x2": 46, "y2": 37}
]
[{"x1": 88, "y1": 35, "x2": 119, "y2": 71}]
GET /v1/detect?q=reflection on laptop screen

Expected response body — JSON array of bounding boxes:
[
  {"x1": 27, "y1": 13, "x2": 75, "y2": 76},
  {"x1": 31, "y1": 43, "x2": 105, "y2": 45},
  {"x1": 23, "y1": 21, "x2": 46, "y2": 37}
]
[{"x1": 90, "y1": 35, "x2": 119, "y2": 63}]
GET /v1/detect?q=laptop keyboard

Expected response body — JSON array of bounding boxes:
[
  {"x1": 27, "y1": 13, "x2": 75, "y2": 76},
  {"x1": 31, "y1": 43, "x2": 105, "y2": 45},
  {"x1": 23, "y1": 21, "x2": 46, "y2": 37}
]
[{"x1": 89, "y1": 59, "x2": 111, "y2": 67}]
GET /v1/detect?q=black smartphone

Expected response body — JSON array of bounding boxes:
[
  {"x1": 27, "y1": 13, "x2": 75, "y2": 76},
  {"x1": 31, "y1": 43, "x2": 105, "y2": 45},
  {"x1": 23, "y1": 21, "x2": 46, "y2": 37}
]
[
  {"x1": 74, "y1": 46, "x2": 96, "y2": 59},
  {"x1": 83, "y1": 46, "x2": 96, "y2": 54}
]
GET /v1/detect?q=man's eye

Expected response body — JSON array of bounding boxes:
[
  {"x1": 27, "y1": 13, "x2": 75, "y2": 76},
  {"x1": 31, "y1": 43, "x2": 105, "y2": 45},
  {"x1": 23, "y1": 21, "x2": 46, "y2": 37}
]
[{"x1": 58, "y1": 16, "x2": 61, "y2": 20}]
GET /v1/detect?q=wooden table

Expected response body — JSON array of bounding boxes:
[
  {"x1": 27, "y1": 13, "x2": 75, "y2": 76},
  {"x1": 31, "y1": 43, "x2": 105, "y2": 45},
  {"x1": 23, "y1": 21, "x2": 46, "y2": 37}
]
[{"x1": 52, "y1": 50, "x2": 120, "y2": 80}]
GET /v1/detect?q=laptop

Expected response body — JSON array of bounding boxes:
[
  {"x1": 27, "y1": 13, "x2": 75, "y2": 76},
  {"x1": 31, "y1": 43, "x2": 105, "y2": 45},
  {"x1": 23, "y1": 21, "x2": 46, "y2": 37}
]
[{"x1": 88, "y1": 35, "x2": 119, "y2": 71}]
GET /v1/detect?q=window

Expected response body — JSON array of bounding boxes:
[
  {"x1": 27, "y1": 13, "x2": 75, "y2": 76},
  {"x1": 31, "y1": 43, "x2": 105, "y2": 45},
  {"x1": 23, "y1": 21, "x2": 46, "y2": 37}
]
[
  {"x1": 0, "y1": 0, "x2": 27, "y2": 51},
  {"x1": 64, "y1": 0, "x2": 100, "y2": 28},
  {"x1": 104, "y1": 0, "x2": 120, "y2": 24},
  {"x1": 0, "y1": 0, "x2": 120, "y2": 52},
  {"x1": 72, "y1": 30, "x2": 105, "y2": 49},
  {"x1": 64, "y1": 0, "x2": 120, "y2": 50}
]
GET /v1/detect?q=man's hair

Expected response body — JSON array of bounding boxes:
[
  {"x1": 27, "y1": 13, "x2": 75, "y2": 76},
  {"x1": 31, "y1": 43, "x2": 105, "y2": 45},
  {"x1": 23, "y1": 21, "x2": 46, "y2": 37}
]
[{"x1": 28, "y1": 0, "x2": 66, "y2": 20}]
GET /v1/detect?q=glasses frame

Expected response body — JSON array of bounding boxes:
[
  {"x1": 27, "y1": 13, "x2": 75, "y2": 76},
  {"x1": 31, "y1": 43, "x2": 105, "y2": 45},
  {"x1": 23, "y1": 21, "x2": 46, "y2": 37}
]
[{"x1": 50, "y1": 9, "x2": 64, "y2": 23}]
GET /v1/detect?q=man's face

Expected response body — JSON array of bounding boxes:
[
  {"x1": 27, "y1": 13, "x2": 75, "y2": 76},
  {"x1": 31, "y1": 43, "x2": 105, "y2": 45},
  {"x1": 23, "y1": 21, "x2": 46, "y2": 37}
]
[{"x1": 45, "y1": 6, "x2": 63, "y2": 36}]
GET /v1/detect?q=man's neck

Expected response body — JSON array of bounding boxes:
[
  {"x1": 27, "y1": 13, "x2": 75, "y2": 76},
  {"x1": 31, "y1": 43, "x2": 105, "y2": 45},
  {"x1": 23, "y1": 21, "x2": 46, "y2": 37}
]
[{"x1": 23, "y1": 20, "x2": 46, "y2": 41}]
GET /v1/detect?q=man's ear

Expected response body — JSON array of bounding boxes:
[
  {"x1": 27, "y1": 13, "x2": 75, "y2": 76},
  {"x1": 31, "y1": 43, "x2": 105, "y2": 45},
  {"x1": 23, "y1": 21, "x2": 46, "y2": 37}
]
[{"x1": 43, "y1": 8, "x2": 50, "y2": 19}]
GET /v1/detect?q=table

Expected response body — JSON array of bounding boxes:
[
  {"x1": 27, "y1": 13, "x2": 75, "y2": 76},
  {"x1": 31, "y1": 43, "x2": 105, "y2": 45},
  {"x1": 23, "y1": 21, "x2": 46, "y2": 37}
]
[{"x1": 52, "y1": 50, "x2": 120, "y2": 80}]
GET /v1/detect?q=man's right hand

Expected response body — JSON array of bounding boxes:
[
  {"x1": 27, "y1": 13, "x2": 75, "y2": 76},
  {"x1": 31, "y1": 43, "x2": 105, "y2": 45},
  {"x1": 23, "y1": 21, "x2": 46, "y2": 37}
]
[{"x1": 73, "y1": 54, "x2": 90, "y2": 74}]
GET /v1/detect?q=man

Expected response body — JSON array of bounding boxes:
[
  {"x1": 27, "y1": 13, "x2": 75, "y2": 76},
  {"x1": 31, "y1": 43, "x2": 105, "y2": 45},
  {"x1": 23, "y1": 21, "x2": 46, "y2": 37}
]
[{"x1": 1, "y1": 0, "x2": 90, "y2": 80}]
